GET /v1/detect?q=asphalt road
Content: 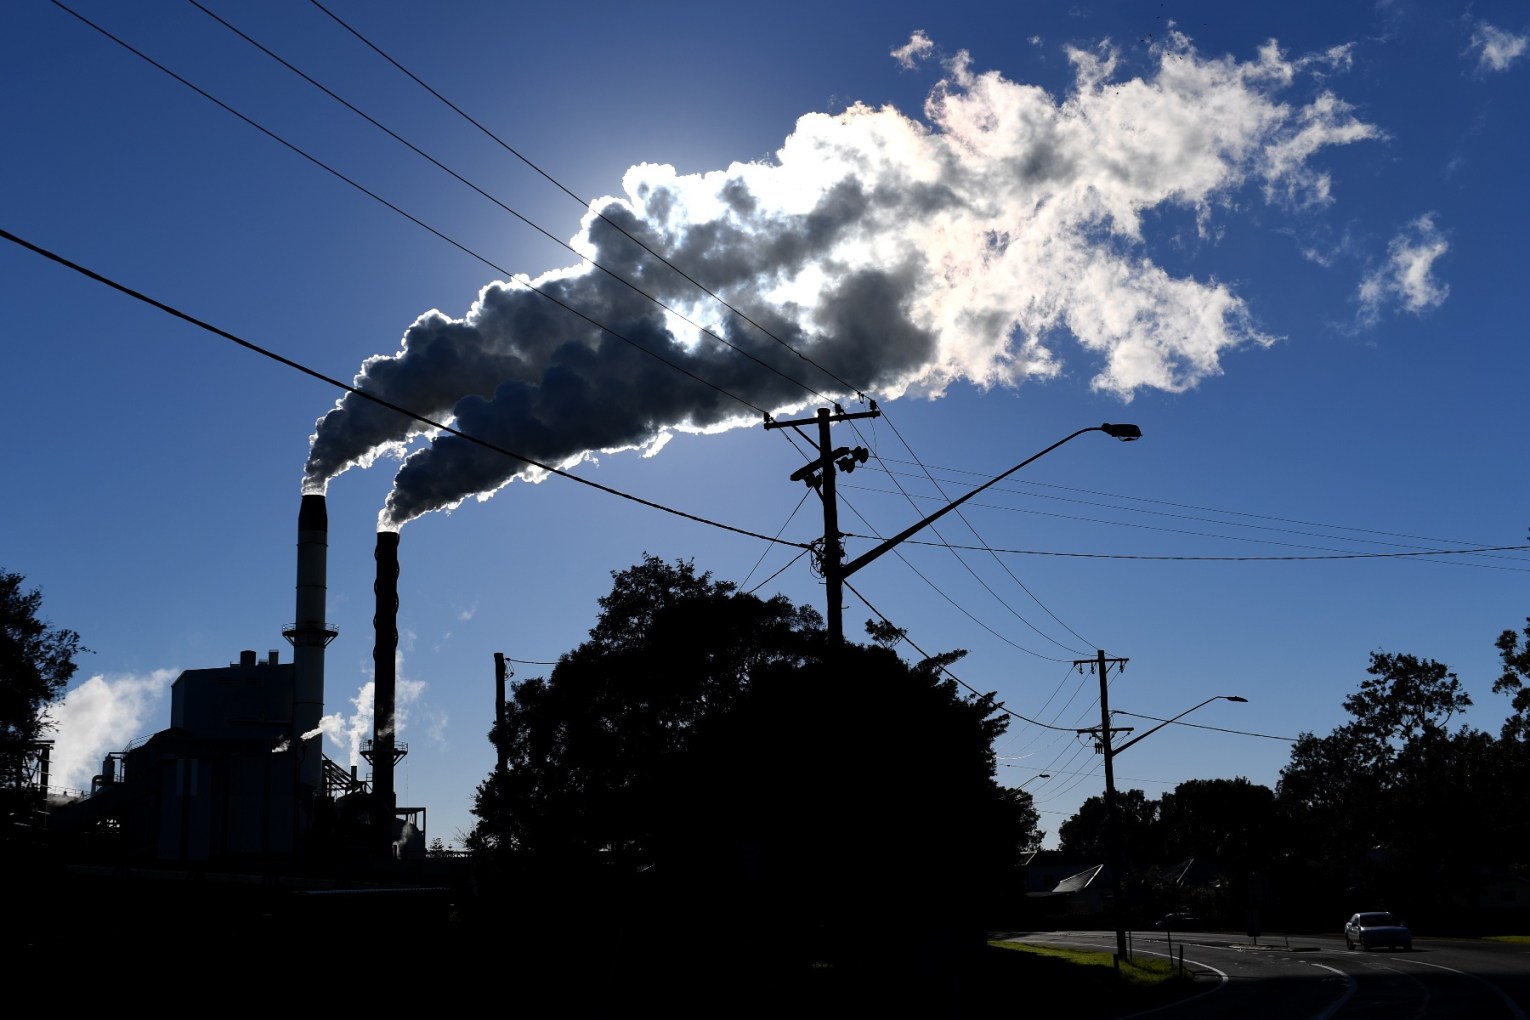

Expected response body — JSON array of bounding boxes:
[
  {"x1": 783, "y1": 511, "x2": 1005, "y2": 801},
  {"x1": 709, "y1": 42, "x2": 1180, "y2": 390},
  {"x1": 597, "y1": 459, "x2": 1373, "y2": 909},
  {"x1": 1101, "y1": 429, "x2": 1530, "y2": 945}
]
[{"x1": 1007, "y1": 930, "x2": 1530, "y2": 1019}]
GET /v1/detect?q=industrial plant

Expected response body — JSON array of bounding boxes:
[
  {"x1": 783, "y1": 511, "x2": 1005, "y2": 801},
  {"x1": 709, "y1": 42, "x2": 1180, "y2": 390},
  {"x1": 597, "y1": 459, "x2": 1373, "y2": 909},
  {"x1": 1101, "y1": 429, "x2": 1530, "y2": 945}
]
[{"x1": 32, "y1": 496, "x2": 461, "y2": 941}]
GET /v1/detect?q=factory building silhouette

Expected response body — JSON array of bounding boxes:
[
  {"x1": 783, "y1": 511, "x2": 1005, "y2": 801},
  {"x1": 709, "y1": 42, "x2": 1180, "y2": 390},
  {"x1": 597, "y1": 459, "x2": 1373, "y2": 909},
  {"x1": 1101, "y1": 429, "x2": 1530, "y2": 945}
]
[{"x1": 49, "y1": 495, "x2": 429, "y2": 868}]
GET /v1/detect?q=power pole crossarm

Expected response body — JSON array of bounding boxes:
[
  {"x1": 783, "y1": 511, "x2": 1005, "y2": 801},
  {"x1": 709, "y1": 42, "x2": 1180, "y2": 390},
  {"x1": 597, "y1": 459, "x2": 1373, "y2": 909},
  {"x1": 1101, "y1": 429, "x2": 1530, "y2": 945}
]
[
  {"x1": 764, "y1": 416, "x2": 1138, "y2": 645},
  {"x1": 766, "y1": 405, "x2": 881, "y2": 644}
]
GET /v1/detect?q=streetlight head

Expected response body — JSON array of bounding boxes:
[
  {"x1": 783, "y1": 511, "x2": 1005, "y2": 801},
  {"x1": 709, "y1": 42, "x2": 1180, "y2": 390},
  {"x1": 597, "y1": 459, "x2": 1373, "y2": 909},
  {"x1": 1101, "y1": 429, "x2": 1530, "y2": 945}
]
[
  {"x1": 1225, "y1": 695, "x2": 1248, "y2": 703},
  {"x1": 1101, "y1": 423, "x2": 1142, "y2": 441}
]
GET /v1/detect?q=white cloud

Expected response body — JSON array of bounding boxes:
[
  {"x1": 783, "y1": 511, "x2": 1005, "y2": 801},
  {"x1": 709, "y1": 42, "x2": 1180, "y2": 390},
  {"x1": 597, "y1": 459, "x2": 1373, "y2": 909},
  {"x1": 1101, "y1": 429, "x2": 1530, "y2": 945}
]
[
  {"x1": 1357, "y1": 215, "x2": 1449, "y2": 325},
  {"x1": 891, "y1": 30, "x2": 934, "y2": 70},
  {"x1": 43, "y1": 669, "x2": 175, "y2": 794},
  {"x1": 1468, "y1": 22, "x2": 1528, "y2": 73}
]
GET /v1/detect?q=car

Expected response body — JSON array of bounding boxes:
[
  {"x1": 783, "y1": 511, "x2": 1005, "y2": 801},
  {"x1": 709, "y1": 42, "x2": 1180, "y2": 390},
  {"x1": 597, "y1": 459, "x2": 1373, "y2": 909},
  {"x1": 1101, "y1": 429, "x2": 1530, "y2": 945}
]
[
  {"x1": 1344, "y1": 911, "x2": 1412, "y2": 951},
  {"x1": 1153, "y1": 912, "x2": 1201, "y2": 930}
]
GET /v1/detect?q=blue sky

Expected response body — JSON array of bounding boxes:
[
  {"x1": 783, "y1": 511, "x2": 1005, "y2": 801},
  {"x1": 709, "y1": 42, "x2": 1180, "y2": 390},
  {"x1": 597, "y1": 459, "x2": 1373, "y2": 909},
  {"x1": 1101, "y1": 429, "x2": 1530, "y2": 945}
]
[{"x1": 3, "y1": 0, "x2": 1526, "y2": 850}]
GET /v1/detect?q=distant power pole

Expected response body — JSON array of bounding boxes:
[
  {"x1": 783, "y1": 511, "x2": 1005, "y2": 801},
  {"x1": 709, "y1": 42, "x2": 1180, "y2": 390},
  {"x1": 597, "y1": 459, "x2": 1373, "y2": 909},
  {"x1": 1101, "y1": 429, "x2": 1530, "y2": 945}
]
[
  {"x1": 1075, "y1": 649, "x2": 1132, "y2": 963},
  {"x1": 494, "y1": 651, "x2": 513, "y2": 843},
  {"x1": 764, "y1": 405, "x2": 879, "y2": 644},
  {"x1": 493, "y1": 652, "x2": 510, "y2": 780}
]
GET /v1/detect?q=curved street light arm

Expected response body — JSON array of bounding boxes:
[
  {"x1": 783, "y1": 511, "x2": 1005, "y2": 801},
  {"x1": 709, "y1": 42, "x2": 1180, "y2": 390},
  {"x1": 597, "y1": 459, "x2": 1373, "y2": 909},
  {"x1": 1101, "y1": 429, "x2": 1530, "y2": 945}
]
[
  {"x1": 1113, "y1": 695, "x2": 1246, "y2": 757},
  {"x1": 839, "y1": 423, "x2": 1141, "y2": 580}
]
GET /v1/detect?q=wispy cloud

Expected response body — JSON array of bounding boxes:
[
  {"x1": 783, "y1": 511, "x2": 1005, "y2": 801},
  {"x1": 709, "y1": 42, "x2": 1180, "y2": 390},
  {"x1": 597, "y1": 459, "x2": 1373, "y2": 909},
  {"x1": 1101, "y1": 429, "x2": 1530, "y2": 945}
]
[
  {"x1": 44, "y1": 670, "x2": 175, "y2": 794},
  {"x1": 891, "y1": 30, "x2": 935, "y2": 70},
  {"x1": 1357, "y1": 215, "x2": 1450, "y2": 325},
  {"x1": 1468, "y1": 22, "x2": 1528, "y2": 73}
]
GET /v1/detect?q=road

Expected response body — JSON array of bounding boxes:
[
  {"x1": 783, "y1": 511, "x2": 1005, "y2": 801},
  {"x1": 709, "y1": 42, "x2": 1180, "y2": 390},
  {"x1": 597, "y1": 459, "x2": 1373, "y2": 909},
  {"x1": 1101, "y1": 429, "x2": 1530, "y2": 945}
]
[{"x1": 1007, "y1": 930, "x2": 1530, "y2": 1018}]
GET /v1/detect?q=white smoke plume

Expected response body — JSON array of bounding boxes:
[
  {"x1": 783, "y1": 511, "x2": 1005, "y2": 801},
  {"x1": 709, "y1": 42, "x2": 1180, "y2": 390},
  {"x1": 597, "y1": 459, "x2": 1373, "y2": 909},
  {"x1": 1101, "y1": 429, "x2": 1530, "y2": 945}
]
[
  {"x1": 303, "y1": 31, "x2": 1381, "y2": 529},
  {"x1": 316, "y1": 662, "x2": 426, "y2": 768},
  {"x1": 44, "y1": 669, "x2": 176, "y2": 794}
]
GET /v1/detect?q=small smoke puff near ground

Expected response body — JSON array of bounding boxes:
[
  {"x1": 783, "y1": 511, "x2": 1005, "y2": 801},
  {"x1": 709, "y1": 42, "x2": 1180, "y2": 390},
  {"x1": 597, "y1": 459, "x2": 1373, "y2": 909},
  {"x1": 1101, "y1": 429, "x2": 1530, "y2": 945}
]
[{"x1": 304, "y1": 31, "x2": 1382, "y2": 528}]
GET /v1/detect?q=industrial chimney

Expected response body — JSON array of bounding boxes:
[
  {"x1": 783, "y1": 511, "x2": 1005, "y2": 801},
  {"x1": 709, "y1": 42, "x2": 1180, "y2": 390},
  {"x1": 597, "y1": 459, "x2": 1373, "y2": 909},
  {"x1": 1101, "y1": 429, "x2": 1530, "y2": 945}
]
[
  {"x1": 285, "y1": 495, "x2": 337, "y2": 801},
  {"x1": 371, "y1": 529, "x2": 400, "y2": 849}
]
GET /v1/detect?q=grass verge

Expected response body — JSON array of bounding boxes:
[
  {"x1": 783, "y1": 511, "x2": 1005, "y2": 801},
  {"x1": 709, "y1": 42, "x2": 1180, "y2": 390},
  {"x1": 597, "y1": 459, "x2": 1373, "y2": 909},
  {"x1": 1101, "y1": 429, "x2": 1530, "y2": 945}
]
[{"x1": 972, "y1": 939, "x2": 1206, "y2": 1017}]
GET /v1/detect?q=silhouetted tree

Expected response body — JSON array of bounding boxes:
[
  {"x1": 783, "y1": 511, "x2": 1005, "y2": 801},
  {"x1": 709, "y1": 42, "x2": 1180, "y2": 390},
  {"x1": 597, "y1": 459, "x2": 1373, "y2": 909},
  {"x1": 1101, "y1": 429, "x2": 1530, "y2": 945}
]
[
  {"x1": 1058, "y1": 788, "x2": 1159, "y2": 864},
  {"x1": 468, "y1": 555, "x2": 1038, "y2": 996},
  {"x1": 473, "y1": 555, "x2": 822, "y2": 866},
  {"x1": 1493, "y1": 617, "x2": 1530, "y2": 742},
  {"x1": 1, "y1": 571, "x2": 86, "y2": 782},
  {"x1": 1155, "y1": 778, "x2": 1277, "y2": 926},
  {"x1": 1157, "y1": 778, "x2": 1274, "y2": 864},
  {"x1": 1057, "y1": 788, "x2": 1162, "y2": 924},
  {"x1": 1345, "y1": 651, "x2": 1471, "y2": 750},
  {"x1": 1277, "y1": 648, "x2": 1499, "y2": 924}
]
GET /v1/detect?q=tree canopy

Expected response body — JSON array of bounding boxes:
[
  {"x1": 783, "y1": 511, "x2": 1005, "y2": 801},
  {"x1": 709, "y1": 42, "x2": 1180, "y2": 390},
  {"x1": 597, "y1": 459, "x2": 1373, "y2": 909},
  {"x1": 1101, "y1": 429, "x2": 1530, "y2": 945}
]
[
  {"x1": 1, "y1": 570, "x2": 86, "y2": 757},
  {"x1": 1493, "y1": 617, "x2": 1530, "y2": 741},
  {"x1": 1273, "y1": 639, "x2": 1528, "y2": 927},
  {"x1": 468, "y1": 555, "x2": 1039, "y2": 981},
  {"x1": 1042, "y1": 624, "x2": 1530, "y2": 933}
]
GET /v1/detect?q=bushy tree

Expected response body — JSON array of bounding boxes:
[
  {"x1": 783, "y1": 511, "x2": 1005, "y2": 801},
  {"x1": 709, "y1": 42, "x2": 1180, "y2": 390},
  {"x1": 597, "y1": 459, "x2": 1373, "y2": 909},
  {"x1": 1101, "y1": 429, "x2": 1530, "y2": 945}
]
[
  {"x1": 1493, "y1": 617, "x2": 1530, "y2": 742},
  {"x1": 1057, "y1": 788, "x2": 1159, "y2": 865},
  {"x1": 1157, "y1": 777, "x2": 1275, "y2": 867},
  {"x1": 468, "y1": 555, "x2": 1037, "y2": 990},
  {"x1": 474, "y1": 555, "x2": 822, "y2": 864},
  {"x1": 1276, "y1": 647, "x2": 1508, "y2": 924},
  {"x1": 1, "y1": 571, "x2": 86, "y2": 765}
]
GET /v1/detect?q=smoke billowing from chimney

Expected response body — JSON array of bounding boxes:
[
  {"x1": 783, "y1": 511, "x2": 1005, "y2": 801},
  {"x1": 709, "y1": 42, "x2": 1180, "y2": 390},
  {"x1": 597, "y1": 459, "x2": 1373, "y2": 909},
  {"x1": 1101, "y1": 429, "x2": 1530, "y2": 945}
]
[{"x1": 303, "y1": 33, "x2": 1377, "y2": 528}]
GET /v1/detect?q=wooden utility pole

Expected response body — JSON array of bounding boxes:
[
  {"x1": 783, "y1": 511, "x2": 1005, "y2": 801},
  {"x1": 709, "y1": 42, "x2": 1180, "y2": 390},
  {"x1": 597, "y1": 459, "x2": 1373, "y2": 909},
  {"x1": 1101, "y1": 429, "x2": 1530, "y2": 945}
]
[
  {"x1": 766, "y1": 416, "x2": 1141, "y2": 645},
  {"x1": 493, "y1": 652, "x2": 510, "y2": 780},
  {"x1": 1076, "y1": 649, "x2": 1132, "y2": 963},
  {"x1": 764, "y1": 405, "x2": 878, "y2": 643}
]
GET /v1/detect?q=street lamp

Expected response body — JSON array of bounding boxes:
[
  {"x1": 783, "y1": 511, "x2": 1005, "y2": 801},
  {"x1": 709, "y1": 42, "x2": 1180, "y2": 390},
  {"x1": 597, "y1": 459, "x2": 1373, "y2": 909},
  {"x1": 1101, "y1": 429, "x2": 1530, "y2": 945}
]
[
  {"x1": 797, "y1": 420, "x2": 1141, "y2": 643},
  {"x1": 1075, "y1": 664, "x2": 1246, "y2": 964},
  {"x1": 1113, "y1": 696, "x2": 1247, "y2": 757}
]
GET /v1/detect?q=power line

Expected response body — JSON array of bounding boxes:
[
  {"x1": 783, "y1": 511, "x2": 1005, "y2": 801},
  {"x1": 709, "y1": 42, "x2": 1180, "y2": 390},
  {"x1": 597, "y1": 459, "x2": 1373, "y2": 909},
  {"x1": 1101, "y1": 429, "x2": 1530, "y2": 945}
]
[
  {"x1": 889, "y1": 539, "x2": 1530, "y2": 566},
  {"x1": 844, "y1": 579, "x2": 1082, "y2": 730},
  {"x1": 1, "y1": 226, "x2": 811, "y2": 551},
  {"x1": 307, "y1": 0, "x2": 874, "y2": 403},
  {"x1": 837, "y1": 494, "x2": 1077, "y2": 662},
  {"x1": 50, "y1": 0, "x2": 777, "y2": 420},
  {"x1": 870, "y1": 457, "x2": 1530, "y2": 562},
  {"x1": 741, "y1": 489, "x2": 815, "y2": 593},
  {"x1": 851, "y1": 409, "x2": 1095, "y2": 654},
  {"x1": 180, "y1": 0, "x2": 843, "y2": 412},
  {"x1": 1112, "y1": 710, "x2": 1296, "y2": 743}
]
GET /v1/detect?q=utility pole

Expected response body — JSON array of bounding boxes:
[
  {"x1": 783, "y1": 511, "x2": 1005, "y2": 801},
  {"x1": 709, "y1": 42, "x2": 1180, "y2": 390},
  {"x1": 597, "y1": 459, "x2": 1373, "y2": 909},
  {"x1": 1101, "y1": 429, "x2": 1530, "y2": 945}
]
[
  {"x1": 493, "y1": 652, "x2": 510, "y2": 780},
  {"x1": 494, "y1": 651, "x2": 511, "y2": 843},
  {"x1": 766, "y1": 416, "x2": 1141, "y2": 645},
  {"x1": 1075, "y1": 649, "x2": 1132, "y2": 963},
  {"x1": 764, "y1": 405, "x2": 879, "y2": 644}
]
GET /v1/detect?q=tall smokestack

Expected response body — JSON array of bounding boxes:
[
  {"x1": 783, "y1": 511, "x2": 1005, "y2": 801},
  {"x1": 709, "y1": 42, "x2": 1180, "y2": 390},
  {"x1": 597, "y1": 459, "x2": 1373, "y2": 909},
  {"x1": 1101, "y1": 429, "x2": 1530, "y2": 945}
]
[
  {"x1": 286, "y1": 494, "x2": 336, "y2": 799},
  {"x1": 372, "y1": 529, "x2": 400, "y2": 849}
]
